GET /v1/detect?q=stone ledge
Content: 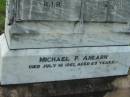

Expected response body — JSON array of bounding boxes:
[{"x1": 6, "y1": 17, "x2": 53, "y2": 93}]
[{"x1": 1, "y1": 34, "x2": 130, "y2": 84}]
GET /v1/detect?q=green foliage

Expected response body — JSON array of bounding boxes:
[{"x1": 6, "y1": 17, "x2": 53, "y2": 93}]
[
  {"x1": 0, "y1": 16, "x2": 5, "y2": 33},
  {"x1": 0, "y1": 0, "x2": 5, "y2": 33},
  {"x1": 0, "y1": 0, "x2": 5, "y2": 14}
]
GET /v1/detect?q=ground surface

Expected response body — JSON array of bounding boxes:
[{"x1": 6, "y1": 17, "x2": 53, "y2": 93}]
[{"x1": 0, "y1": 75, "x2": 130, "y2": 97}]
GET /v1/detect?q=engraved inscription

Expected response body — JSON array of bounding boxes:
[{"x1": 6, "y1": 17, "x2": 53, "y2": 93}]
[
  {"x1": 16, "y1": 0, "x2": 81, "y2": 21},
  {"x1": 41, "y1": 0, "x2": 62, "y2": 8},
  {"x1": 28, "y1": 55, "x2": 118, "y2": 69},
  {"x1": 15, "y1": 0, "x2": 130, "y2": 22}
]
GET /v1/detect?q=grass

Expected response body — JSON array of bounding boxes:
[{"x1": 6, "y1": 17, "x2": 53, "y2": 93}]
[{"x1": 0, "y1": 0, "x2": 5, "y2": 34}]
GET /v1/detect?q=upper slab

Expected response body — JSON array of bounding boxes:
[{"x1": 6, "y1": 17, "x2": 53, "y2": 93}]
[
  {"x1": 5, "y1": 0, "x2": 130, "y2": 49},
  {"x1": 14, "y1": 0, "x2": 130, "y2": 22}
]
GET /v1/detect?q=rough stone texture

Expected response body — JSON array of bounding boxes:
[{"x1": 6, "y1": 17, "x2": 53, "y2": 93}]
[
  {"x1": 104, "y1": 75, "x2": 130, "y2": 97},
  {"x1": 84, "y1": 0, "x2": 130, "y2": 22},
  {"x1": 107, "y1": 0, "x2": 130, "y2": 22},
  {"x1": 5, "y1": 0, "x2": 130, "y2": 49},
  {"x1": 14, "y1": 0, "x2": 130, "y2": 22},
  {"x1": 16, "y1": 0, "x2": 81, "y2": 21},
  {"x1": 104, "y1": 89, "x2": 130, "y2": 97},
  {"x1": 5, "y1": 22, "x2": 130, "y2": 49},
  {"x1": 83, "y1": 0, "x2": 108, "y2": 22},
  {"x1": 0, "y1": 75, "x2": 130, "y2": 97}
]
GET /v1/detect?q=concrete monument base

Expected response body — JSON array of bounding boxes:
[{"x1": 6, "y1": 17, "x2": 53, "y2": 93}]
[{"x1": 0, "y1": 34, "x2": 130, "y2": 85}]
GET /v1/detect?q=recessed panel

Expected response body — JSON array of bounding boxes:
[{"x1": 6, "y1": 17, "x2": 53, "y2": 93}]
[
  {"x1": 16, "y1": 0, "x2": 81, "y2": 21},
  {"x1": 84, "y1": 0, "x2": 130, "y2": 22}
]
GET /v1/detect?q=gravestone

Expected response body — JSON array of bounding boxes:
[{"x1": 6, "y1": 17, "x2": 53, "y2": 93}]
[
  {"x1": 0, "y1": 0, "x2": 130, "y2": 85},
  {"x1": 5, "y1": 0, "x2": 130, "y2": 49}
]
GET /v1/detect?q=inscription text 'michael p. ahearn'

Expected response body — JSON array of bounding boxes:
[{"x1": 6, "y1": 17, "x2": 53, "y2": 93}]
[
  {"x1": 39, "y1": 55, "x2": 109, "y2": 63},
  {"x1": 28, "y1": 54, "x2": 117, "y2": 69}
]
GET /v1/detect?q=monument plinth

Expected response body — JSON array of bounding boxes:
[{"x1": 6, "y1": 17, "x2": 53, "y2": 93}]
[{"x1": 0, "y1": 0, "x2": 130, "y2": 85}]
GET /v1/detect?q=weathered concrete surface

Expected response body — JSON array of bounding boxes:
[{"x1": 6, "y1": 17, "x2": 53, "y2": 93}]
[
  {"x1": 5, "y1": 22, "x2": 130, "y2": 49},
  {"x1": 5, "y1": 0, "x2": 130, "y2": 49},
  {"x1": 16, "y1": 0, "x2": 81, "y2": 21},
  {"x1": 84, "y1": 0, "x2": 130, "y2": 22},
  {"x1": 1, "y1": 34, "x2": 130, "y2": 84},
  {"x1": 14, "y1": 0, "x2": 130, "y2": 22}
]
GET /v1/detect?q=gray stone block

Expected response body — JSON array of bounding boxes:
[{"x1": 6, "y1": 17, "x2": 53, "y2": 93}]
[
  {"x1": 5, "y1": 22, "x2": 130, "y2": 49},
  {"x1": 8, "y1": 0, "x2": 130, "y2": 22},
  {"x1": 107, "y1": 0, "x2": 130, "y2": 22},
  {"x1": 16, "y1": 0, "x2": 81, "y2": 21},
  {"x1": 83, "y1": 0, "x2": 130, "y2": 22},
  {"x1": 0, "y1": 34, "x2": 130, "y2": 84},
  {"x1": 5, "y1": 0, "x2": 130, "y2": 49},
  {"x1": 83, "y1": 0, "x2": 108, "y2": 22}
]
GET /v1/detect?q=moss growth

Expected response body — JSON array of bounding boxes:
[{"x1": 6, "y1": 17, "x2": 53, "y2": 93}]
[
  {"x1": 0, "y1": 0, "x2": 5, "y2": 34},
  {"x1": 0, "y1": 0, "x2": 5, "y2": 13},
  {"x1": 0, "y1": 16, "x2": 5, "y2": 33}
]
